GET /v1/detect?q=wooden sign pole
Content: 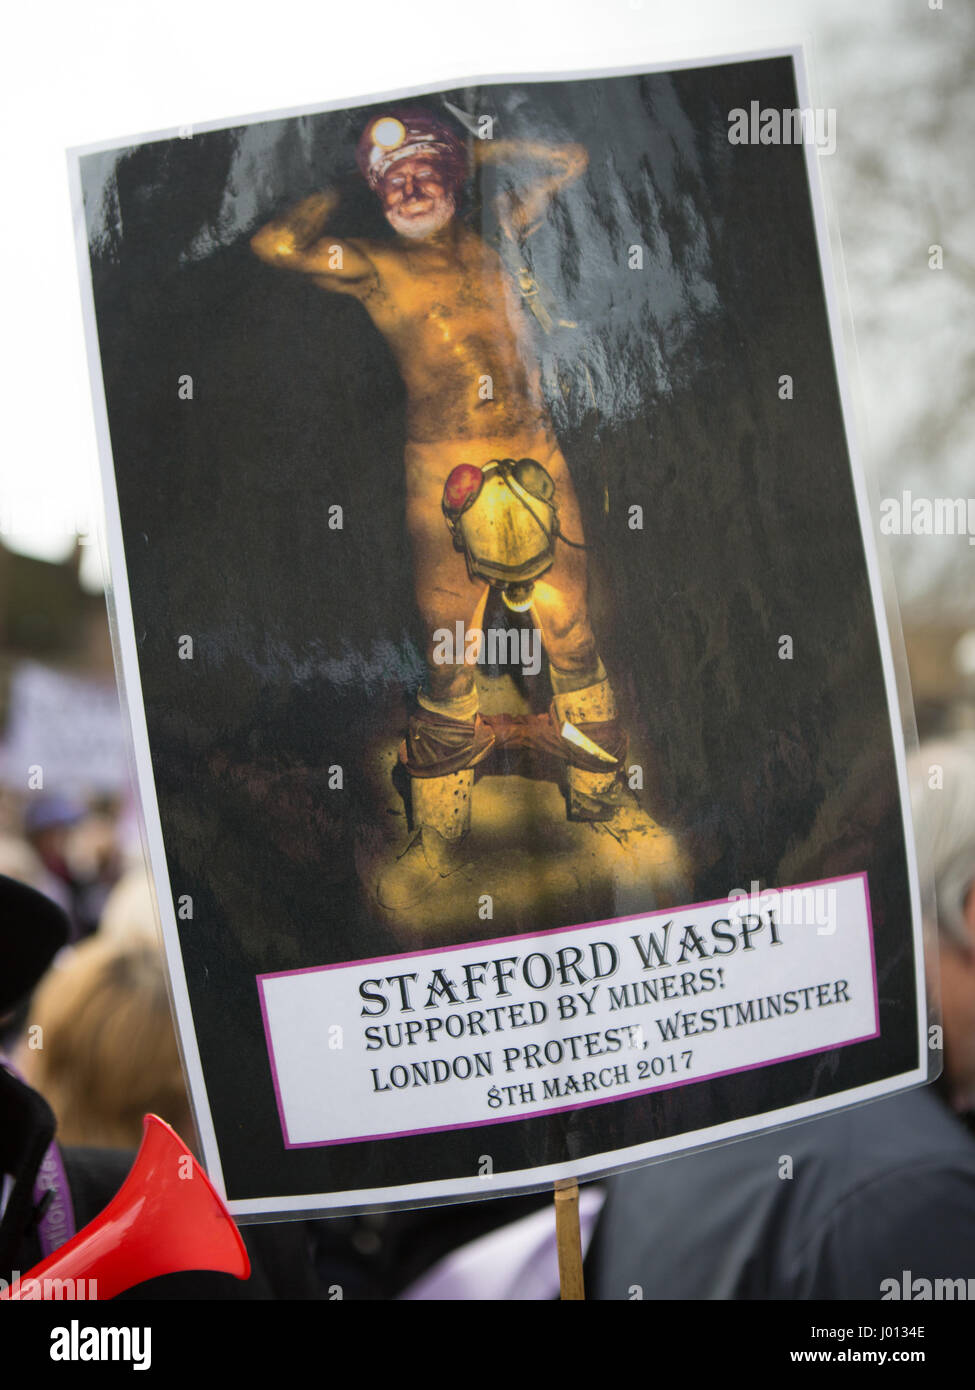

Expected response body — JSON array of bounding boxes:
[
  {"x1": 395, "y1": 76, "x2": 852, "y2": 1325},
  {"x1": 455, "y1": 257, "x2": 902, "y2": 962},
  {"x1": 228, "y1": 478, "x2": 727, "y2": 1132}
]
[{"x1": 554, "y1": 1179, "x2": 585, "y2": 1300}]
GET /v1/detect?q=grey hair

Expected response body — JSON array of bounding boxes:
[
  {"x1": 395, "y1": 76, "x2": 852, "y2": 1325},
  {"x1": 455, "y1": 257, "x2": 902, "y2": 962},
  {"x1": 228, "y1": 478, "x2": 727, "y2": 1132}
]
[{"x1": 909, "y1": 735, "x2": 975, "y2": 949}]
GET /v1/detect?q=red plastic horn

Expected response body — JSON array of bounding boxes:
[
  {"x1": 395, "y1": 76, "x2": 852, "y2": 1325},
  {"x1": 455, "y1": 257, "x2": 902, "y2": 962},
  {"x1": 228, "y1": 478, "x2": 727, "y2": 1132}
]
[{"x1": 1, "y1": 1115, "x2": 250, "y2": 1300}]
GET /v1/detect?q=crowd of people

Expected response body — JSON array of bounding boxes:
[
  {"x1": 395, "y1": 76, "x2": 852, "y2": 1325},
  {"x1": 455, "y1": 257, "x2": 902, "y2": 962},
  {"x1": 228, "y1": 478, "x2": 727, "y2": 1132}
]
[{"x1": 1, "y1": 732, "x2": 975, "y2": 1298}]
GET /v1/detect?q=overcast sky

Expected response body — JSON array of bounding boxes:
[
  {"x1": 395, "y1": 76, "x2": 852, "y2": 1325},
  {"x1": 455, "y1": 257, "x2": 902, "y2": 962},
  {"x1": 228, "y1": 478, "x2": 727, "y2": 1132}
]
[{"x1": 1, "y1": 0, "x2": 971, "y2": 619}]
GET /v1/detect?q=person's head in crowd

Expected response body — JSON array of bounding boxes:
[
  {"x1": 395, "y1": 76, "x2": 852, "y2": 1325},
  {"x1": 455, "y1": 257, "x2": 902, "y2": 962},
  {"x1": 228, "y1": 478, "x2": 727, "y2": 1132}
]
[
  {"x1": 98, "y1": 864, "x2": 157, "y2": 944},
  {"x1": 1, "y1": 816, "x2": 77, "y2": 929},
  {"x1": 64, "y1": 799, "x2": 123, "y2": 887},
  {"x1": 22, "y1": 795, "x2": 86, "y2": 879},
  {"x1": 0, "y1": 833, "x2": 46, "y2": 890},
  {"x1": 910, "y1": 734, "x2": 975, "y2": 1113},
  {"x1": 19, "y1": 933, "x2": 195, "y2": 1151}
]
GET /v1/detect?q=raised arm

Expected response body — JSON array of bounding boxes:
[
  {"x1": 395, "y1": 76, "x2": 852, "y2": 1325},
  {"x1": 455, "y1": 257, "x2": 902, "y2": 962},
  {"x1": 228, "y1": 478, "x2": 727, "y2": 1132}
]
[
  {"x1": 474, "y1": 139, "x2": 589, "y2": 242},
  {"x1": 250, "y1": 192, "x2": 378, "y2": 296}
]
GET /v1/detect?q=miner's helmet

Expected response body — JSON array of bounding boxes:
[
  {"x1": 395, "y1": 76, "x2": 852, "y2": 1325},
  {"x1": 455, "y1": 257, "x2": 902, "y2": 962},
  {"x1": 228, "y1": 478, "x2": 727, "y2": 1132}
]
[
  {"x1": 442, "y1": 458, "x2": 558, "y2": 611},
  {"x1": 355, "y1": 107, "x2": 469, "y2": 194}
]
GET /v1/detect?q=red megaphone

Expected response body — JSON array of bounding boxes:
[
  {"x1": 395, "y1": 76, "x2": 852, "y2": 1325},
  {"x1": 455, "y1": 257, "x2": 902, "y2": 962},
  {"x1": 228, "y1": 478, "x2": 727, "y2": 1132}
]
[{"x1": 1, "y1": 1115, "x2": 250, "y2": 1300}]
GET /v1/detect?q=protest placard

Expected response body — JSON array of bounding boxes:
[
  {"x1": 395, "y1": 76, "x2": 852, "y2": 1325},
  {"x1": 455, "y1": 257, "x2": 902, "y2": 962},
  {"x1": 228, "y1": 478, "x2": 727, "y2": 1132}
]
[{"x1": 69, "y1": 46, "x2": 930, "y2": 1216}]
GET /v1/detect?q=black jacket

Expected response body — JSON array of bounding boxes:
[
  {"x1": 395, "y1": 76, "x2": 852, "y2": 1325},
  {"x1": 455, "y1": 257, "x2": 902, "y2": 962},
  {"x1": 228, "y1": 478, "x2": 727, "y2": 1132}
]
[{"x1": 0, "y1": 1066, "x2": 321, "y2": 1300}]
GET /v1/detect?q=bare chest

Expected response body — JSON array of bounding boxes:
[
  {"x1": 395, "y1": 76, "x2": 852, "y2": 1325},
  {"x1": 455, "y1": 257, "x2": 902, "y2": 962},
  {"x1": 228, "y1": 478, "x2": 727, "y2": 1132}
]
[{"x1": 367, "y1": 245, "x2": 524, "y2": 345}]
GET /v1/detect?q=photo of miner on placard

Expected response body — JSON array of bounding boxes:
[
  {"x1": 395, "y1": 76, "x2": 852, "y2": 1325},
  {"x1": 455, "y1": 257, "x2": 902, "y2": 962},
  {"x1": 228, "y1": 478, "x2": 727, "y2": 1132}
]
[{"x1": 251, "y1": 105, "x2": 687, "y2": 929}]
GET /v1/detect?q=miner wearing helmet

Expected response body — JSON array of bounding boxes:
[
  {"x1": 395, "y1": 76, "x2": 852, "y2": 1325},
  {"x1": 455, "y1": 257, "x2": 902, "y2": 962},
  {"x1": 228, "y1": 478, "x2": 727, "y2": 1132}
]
[{"x1": 251, "y1": 105, "x2": 623, "y2": 909}]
